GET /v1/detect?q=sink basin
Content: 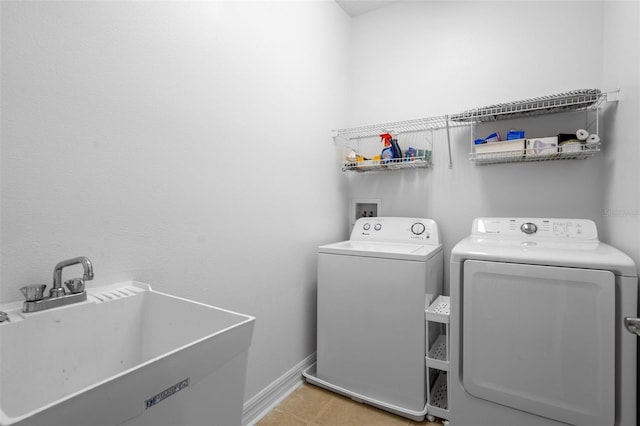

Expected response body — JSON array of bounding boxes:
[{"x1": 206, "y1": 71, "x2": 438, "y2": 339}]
[{"x1": 0, "y1": 281, "x2": 255, "y2": 426}]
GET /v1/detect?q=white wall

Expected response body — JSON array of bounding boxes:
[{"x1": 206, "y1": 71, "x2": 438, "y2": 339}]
[
  {"x1": 601, "y1": 1, "x2": 640, "y2": 268},
  {"x1": 346, "y1": 1, "x2": 639, "y2": 291},
  {"x1": 0, "y1": 0, "x2": 350, "y2": 402}
]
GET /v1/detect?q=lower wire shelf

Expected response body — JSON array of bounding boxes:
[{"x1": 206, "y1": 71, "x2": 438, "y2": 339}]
[
  {"x1": 469, "y1": 144, "x2": 600, "y2": 165},
  {"x1": 342, "y1": 155, "x2": 431, "y2": 172}
]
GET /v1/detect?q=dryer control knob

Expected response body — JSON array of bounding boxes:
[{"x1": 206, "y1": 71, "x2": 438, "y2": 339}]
[
  {"x1": 521, "y1": 222, "x2": 538, "y2": 234},
  {"x1": 374, "y1": 223, "x2": 382, "y2": 231},
  {"x1": 411, "y1": 222, "x2": 426, "y2": 235},
  {"x1": 363, "y1": 223, "x2": 371, "y2": 231}
]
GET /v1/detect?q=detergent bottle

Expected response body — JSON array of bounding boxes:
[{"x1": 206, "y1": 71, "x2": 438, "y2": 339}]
[
  {"x1": 380, "y1": 133, "x2": 394, "y2": 164},
  {"x1": 390, "y1": 137, "x2": 403, "y2": 160}
]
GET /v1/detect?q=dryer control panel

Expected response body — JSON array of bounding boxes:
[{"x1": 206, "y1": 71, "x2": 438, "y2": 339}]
[
  {"x1": 350, "y1": 217, "x2": 441, "y2": 245},
  {"x1": 472, "y1": 217, "x2": 599, "y2": 240}
]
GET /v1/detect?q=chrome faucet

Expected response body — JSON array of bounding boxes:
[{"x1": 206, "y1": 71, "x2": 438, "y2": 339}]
[
  {"x1": 51, "y1": 256, "x2": 94, "y2": 297},
  {"x1": 20, "y1": 256, "x2": 94, "y2": 313}
]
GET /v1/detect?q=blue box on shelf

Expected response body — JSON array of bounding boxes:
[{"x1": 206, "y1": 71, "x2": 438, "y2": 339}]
[
  {"x1": 507, "y1": 130, "x2": 525, "y2": 140},
  {"x1": 475, "y1": 132, "x2": 501, "y2": 145}
]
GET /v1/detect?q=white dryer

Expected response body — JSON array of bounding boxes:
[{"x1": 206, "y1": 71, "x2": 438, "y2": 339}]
[
  {"x1": 304, "y1": 217, "x2": 443, "y2": 421},
  {"x1": 450, "y1": 217, "x2": 638, "y2": 426}
]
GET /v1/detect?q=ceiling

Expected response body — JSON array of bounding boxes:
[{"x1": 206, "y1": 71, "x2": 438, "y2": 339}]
[{"x1": 335, "y1": 0, "x2": 401, "y2": 18}]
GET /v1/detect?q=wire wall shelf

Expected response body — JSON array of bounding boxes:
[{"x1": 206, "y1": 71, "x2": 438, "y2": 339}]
[
  {"x1": 455, "y1": 88, "x2": 618, "y2": 165},
  {"x1": 450, "y1": 89, "x2": 610, "y2": 123},
  {"x1": 333, "y1": 89, "x2": 617, "y2": 170},
  {"x1": 334, "y1": 115, "x2": 470, "y2": 172}
]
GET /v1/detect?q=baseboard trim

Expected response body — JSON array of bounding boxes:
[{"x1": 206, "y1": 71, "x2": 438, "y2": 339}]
[{"x1": 242, "y1": 353, "x2": 316, "y2": 426}]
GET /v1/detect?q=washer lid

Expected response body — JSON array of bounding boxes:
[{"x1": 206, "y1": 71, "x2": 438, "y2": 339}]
[{"x1": 318, "y1": 240, "x2": 442, "y2": 261}]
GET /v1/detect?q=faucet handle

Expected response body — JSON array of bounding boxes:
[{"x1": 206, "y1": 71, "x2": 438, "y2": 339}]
[
  {"x1": 20, "y1": 284, "x2": 47, "y2": 302},
  {"x1": 65, "y1": 278, "x2": 85, "y2": 294}
]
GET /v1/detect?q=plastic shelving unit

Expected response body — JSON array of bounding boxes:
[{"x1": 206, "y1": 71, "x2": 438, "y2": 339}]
[{"x1": 425, "y1": 295, "x2": 450, "y2": 424}]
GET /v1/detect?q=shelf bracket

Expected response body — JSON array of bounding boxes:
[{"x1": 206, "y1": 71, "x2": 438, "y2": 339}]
[
  {"x1": 445, "y1": 117, "x2": 453, "y2": 169},
  {"x1": 605, "y1": 89, "x2": 620, "y2": 103}
]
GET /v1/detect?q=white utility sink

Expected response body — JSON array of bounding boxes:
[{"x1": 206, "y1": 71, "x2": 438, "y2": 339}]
[{"x1": 0, "y1": 281, "x2": 255, "y2": 426}]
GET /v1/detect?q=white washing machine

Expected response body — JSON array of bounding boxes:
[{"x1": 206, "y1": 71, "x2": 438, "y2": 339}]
[
  {"x1": 450, "y1": 217, "x2": 638, "y2": 426},
  {"x1": 304, "y1": 217, "x2": 443, "y2": 421}
]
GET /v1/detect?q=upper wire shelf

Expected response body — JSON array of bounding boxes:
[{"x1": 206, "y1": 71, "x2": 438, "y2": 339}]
[
  {"x1": 450, "y1": 89, "x2": 610, "y2": 123},
  {"x1": 333, "y1": 115, "x2": 469, "y2": 140}
]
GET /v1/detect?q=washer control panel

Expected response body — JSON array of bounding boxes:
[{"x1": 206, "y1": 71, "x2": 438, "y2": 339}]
[
  {"x1": 351, "y1": 217, "x2": 440, "y2": 244},
  {"x1": 472, "y1": 217, "x2": 599, "y2": 240},
  {"x1": 411, "y1": 222, "x2": 426, "y2": 235}
]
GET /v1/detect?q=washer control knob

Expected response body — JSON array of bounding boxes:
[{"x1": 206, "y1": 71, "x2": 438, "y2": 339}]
[
  {"x1": 374, "y1": 223, "x2": 382, "y2": 231},
  {"x1": 363, "y1": 223, "x2": 371, "y2": 231},
  {"x1": 411, "y1": 222, "x2": 426, "y2": 235},
  {"x1": 521, "y1": 222, "x2": 538, "y2": 234}
]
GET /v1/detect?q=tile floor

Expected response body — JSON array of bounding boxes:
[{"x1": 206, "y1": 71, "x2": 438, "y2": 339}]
[{"x1": 256, "y1": 383, "x2": 443, "y2": 426}]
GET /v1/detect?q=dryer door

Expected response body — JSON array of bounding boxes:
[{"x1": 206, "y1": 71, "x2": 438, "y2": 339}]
[{"x1": 462, "y1": 260, "x2": 615, "y2": 426}]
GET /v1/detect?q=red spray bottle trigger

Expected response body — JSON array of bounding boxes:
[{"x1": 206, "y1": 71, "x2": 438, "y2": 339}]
[{"x1": 380, "y1": 133, "x2": 393, "y2": 147}]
